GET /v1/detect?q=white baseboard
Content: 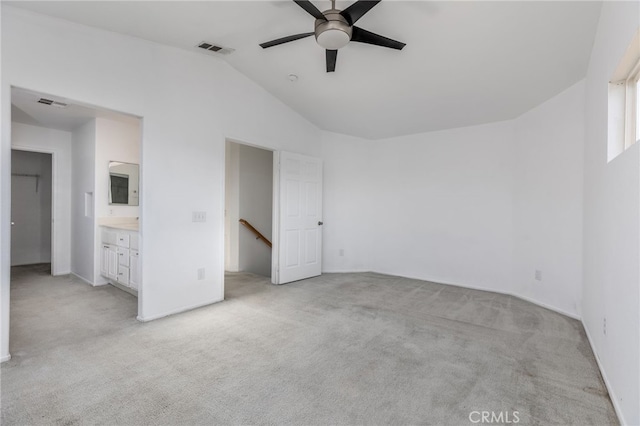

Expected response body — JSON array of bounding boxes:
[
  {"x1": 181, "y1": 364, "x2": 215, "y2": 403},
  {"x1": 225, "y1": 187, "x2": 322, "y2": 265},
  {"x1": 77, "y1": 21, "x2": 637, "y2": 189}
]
[
  {"x1": 369, "y1": 270, "x2": 581, "y2": 320},
  {"x1": 70, "y1": 272, "x2": 95, "y2": 286},
  {"x1": 510, "y1": 293, "x2": 581, "y2": 320},
  {"x1": 322, "y1": 269, "x2": 372, "y2": 274},
  {"x1": 137, "y1": 298, "x2": 223, "y2": 322},
  {"x1": 583, "y1": 323, "x2": 625, "y2": 425},
  {"x1": 1, "y1": 354, "x2": 11, "y2": 363},
  {"x1": 373, "y1": 270, "x2": 503, "y2": 294},
  {"x1": 108, "y1": 281, "x2": 137, "y2": 297}
]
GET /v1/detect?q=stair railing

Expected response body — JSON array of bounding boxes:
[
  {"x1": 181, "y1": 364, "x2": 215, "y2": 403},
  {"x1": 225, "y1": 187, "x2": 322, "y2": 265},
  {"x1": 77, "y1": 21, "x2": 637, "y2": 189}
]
[{"x1": 239, "y1": 219, "x2": 272, "y2": 249}]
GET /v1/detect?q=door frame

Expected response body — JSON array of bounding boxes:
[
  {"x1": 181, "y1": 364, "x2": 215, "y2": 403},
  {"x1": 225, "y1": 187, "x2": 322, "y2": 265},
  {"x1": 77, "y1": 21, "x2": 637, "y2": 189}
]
[
  {"x1": 10, "y1": 146, "x2": 58, "y2": 275},
  {"x1": 271, "y1": 151, "x2": 280, "y2": 285},
  {"x1": 222, "y1": 139, "x2": 277, "y2": 295}
]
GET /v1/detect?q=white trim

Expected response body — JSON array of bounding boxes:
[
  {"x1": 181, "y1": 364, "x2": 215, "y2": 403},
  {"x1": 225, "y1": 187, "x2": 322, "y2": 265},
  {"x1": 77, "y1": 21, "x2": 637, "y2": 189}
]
[
  {"x1": 583, "y1": 323, "x2": 626, "y2": 425},
  {"x1": 218, "y1": 152, "x2": 226, "y2": 302},
  {"x1": 70, "y1": 272, "x2": 97, "y2": 286},
  {"x1": 108, "y1": 280, "x2": 137, "y2": 297},
  {"x1": 511, "y1": 293, "x2": 580, "y2": 321},
  {"x1": 1, "y1": 354, "x2": 11, "y2": 363},
  {"x1": 52, "y1": 270, "x2": 70, "y2": 276},
  {"x1": 368, "y1": 270, "x2": 581, "y2": 320},
  {"x1": 136, "y1": 297, "x2": 223, "y2": 322},
  {"x1": 271, "y1": 151, "x2": 280, "y2": 285},
  {"x1": 321, "y1": 269, "x2": 373, "y2": 274}
]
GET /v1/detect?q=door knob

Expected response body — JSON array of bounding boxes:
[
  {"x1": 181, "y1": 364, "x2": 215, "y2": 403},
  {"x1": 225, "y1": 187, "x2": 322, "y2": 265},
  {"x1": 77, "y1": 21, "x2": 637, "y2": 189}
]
[
  {"x1": 318, "y1": 221, "x2": 323, "y2": 226},
  {"x1": 11, "y1": 222, "x2": 15, "y2": 226}
]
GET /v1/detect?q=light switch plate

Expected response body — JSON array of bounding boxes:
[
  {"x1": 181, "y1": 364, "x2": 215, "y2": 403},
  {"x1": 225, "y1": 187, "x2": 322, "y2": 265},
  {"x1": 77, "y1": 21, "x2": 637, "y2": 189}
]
[{"x1": 192, "y1": 211, "x2": 207, "y2": 222}]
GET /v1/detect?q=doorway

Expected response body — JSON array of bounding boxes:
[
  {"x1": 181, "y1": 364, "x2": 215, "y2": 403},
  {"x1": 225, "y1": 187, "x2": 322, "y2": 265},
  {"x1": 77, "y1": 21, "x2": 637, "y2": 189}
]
[
  {"x1": 11, "y1": 150, "x2": 53, "y2": 273},
  {"x1": 224, "y1": 141, "x2": 274, "y2": 297}
]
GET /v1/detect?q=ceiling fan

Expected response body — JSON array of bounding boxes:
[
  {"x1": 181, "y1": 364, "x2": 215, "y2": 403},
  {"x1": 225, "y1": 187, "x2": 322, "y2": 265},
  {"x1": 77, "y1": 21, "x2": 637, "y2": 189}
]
[{"x1": 259, "y1": 0, "x2": 406, "y2": 73}]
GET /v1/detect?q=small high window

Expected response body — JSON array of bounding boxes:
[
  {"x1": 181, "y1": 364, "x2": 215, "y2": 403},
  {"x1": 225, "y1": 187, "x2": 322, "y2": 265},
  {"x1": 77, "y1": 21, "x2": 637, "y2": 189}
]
[{"x1": 608, "y1": 30, "x2": 640, "y2": 162}]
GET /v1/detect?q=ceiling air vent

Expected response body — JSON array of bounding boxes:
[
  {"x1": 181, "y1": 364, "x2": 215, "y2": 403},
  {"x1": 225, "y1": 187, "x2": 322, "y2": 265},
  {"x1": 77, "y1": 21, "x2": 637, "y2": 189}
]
[
  {"x1": 37, "y1": 98, "x2": 68, "y2": 108},
  {"x1": 197, "y1": 41, "x2": 235, "y2": 56}
]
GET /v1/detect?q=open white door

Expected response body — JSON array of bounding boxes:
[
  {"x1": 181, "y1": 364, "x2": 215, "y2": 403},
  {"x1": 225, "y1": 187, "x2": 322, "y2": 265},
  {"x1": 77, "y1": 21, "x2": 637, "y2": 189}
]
[{"x1": 273, "y1": 151, "x2": 323, "y2": 285}]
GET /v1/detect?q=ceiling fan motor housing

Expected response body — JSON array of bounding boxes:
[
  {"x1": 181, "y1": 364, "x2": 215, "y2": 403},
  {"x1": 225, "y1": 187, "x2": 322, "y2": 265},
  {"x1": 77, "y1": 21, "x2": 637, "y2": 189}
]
[{"x1": 315, "y1": 10, "x2": 352, "y2": 50}]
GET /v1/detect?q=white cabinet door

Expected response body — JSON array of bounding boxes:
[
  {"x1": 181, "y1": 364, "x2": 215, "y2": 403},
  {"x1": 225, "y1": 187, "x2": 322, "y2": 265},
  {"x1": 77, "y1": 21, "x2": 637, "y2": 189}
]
[
  {"x1": 107, "y1": 246, "x2": 118, "y2": 280},
  {"x1": 275, "y1": 151, "x2": 323, "y2": 284},
  {"x1": 100, "y1": 244, "x2": 110, "y2": 277},
  {"x1": 129, "y1": 250, "x2": 139, "y2": 290}
]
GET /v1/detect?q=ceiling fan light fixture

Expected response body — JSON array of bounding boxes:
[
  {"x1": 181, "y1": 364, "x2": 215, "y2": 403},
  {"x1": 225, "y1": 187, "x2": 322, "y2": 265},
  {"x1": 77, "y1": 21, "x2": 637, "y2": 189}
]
[
  {"x1": 314, "y1": 10, "x2": 352, "y2": 50},
  {"x1": 316, "y1": 29, "x2": 351, "y2": 50}
]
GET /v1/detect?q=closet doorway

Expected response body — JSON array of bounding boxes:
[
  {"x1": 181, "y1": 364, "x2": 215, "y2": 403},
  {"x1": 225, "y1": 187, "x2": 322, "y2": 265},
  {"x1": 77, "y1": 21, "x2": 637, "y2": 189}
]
[{"x1": 11, "y1": 150, "x2": 53, "y2": 274}]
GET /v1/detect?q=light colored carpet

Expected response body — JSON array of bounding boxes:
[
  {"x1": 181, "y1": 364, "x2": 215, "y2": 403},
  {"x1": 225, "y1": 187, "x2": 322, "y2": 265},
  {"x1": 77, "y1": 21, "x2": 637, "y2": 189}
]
[{"x1": 1, "y1": 264, "x2": 617, "y2": 425}]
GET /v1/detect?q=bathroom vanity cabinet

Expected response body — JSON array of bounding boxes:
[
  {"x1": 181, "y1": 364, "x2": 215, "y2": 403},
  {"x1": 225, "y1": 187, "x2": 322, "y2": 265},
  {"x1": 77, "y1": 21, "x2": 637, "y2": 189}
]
[{"x1": 100, "y1": 226, "x2": 140, "y2": 293}]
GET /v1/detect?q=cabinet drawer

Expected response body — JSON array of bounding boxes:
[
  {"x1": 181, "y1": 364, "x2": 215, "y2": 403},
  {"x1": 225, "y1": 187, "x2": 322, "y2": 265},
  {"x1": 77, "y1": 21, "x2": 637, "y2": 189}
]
[
  {"x1": 116, "y1": 233, "x2": 130, "y2": 248},
  {"x1": 117, "y1": 247, "x2": 130, "y2": 267},
  {"x1": 117, "y1": 266, "x2": 130, "y2": 286}
]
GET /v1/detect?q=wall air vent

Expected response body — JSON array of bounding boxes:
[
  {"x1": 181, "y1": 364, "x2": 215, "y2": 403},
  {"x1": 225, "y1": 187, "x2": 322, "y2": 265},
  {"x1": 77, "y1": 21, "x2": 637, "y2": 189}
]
[
  {"x1": 196, "y1": 41, "x2": 235, "y2": 56},
  {"x1": 37, "y1": 98, "x2": 68, "y2": 108}
]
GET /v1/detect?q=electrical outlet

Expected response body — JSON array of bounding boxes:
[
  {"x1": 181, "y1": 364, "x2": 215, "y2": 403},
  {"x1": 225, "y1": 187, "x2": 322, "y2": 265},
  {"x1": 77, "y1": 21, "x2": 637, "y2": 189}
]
[
  {"x1": 603, "y1": 317, "x2": 607, "y2": 336},
  {"x1": 534, "y1": 270, "x2": 542, "y2": 281},
  {"x1": 339, "y1": 249, "x2": 344, "y2": 257},
  {"x1": 192, "y1": 211, "x2": 207, "y2": 222},
  {"x1": 197, "y1": 268, "x2": 205, "y2": 280}
]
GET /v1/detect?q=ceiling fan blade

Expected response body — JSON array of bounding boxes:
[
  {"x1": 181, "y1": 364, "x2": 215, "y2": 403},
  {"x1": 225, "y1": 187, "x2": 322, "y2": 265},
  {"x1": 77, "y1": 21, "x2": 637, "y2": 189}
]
[
  {"x1": 326, "y1": 49, "x2": 337, "y2": 72},
  {"x1": 260, "y1": 32, "x2": 314, "y2": 49},
  {"x1": 340, "y1": 0, "x2": 381, "y2": 26},
  {"x1": 350, "y1": 26, "x2": 406, "y2": 50},
  {"x1": 293, "y1": 0, "x2": 327, "y2": 21}
]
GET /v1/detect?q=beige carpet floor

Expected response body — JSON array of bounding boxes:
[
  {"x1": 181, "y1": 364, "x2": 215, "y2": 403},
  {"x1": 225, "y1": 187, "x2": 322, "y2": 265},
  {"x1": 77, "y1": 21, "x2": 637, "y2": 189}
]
[{"x1": 1, "y1": 264, "x2": 617, "y2": 425}]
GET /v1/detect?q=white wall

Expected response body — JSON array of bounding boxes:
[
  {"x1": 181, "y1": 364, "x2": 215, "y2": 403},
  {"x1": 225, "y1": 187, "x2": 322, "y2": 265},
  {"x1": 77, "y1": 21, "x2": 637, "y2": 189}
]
[
  {"x1": 70, "y1": 120, "x2": 96, "y2": 284},
  {"x1": 320, "y1": 131, "x2": 374, "y2": 273},
  {"x1": 370, "y1": 122, "x2": 516, "y2": 292},
  {"x1": 238, "y1": 144, "x2": 273, "y2": 277},
  {"x1": 0, "y1": 4, "x2": 321, "y2": 362},
  {"x1": 322, "y1": 84, "x2": 586, "y2": 319},
  {"x1": 582, "y1": 2, "x2": 640, "y2": 424},
  {"x1": 10, "y1": 150, "x2": 52, "y2": 266},
  {"x1": 512, "y1": 81, "x2": 585, "y2": 317},
  {"x1": 322, "y1": 121, "x2": 516, "y2": 294},
  {"x1": 11, "y1": 122, "x2": 72, "y2": 275}
]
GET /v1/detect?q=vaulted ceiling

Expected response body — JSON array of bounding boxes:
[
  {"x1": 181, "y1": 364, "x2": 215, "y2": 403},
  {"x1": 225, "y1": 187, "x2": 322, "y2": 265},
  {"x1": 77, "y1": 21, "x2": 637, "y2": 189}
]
[{"x1": 6, "y1": 1, "x2": 602, "y2": 139}]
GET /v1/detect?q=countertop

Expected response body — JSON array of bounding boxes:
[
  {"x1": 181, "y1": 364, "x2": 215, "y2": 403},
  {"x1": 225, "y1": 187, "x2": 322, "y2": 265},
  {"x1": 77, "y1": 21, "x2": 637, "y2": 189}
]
[
  {"x1": 101, "y1": 223, "x2": 139, "y2": 231},
  {"x1": 98, "y1": 217, "x2": 139, "y2": 231}
]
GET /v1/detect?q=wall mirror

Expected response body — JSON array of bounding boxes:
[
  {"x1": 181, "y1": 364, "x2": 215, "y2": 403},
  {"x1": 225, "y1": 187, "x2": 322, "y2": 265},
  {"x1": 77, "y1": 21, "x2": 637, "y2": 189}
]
[{"x1": 109, "y1": 161, "x2": 139, "y2": 206}]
